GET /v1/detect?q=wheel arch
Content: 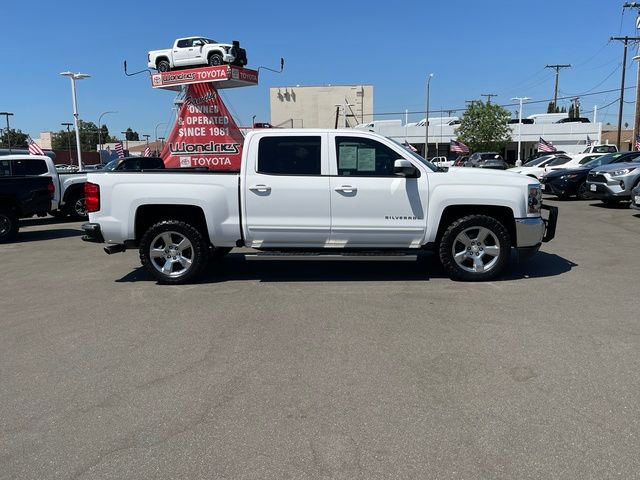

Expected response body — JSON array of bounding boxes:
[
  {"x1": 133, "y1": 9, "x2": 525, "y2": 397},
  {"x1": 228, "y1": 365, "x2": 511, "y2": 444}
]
[
  {"x1": 135, "y1": 204, "x2": 208, "y2": 245},
  {"x1": 434, "y1": 205, "x2": 516, "y2": 248},
  {"x1": 62, "y1": 182, "x2": 85, "y2": 204}
]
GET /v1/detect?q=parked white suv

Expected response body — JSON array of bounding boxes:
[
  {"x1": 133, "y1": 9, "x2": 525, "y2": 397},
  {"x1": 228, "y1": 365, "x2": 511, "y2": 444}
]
[{"x1": 148, "y1": 37, "x2": 247, "y2": 72}]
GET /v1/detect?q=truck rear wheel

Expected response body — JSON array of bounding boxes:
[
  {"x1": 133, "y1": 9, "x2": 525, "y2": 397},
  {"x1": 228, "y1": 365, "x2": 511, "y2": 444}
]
[
  {"x1": 139, "y1": 220, "x2": 209, "y2": 284},
  {"x1": 208, "y1": 54, "x2": 223, "y2": 66},
  {"x1": 157, "y1": 60, "x2": 170, "y2": 72},
  {"x1": 438, "y1": 214, "x2": 511, "y2": 281},
  {"x1": 66, "y1": 192, "x2": 88, "y2": 220},
  {"x1": 0, "y1": 208, "x2": 19, "y2": 244}
]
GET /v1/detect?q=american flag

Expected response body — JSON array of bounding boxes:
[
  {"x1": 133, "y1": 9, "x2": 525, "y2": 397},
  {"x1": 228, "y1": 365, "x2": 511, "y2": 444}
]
[
  {"x1": 450, "y1": 139, "x2": 469, "y2": 153},
  {"x1": 115, "y1": 142, "x2": 125, "y2": 159},
  {"x1": 538, "y1": 137, "x2": 556, "y2": 153},
  {"x1": 586, "y1": 135, "x2": 593, "y2": 146},
  {"x1": 635, "y1": 134, "x2": 640, "y2": 151},
  {"x1": 27, "y1": 136, "x2": 45, "y2": 156},
  {"x1": 402, "y1": 141, "x2": 417, "y2": 152},
  {"x1": 143, "y1": 146, "x2": 151, "y2": 157}
]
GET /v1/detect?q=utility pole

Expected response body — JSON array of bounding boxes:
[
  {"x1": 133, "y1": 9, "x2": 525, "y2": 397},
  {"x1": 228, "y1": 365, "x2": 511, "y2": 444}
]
[
  {"x1": 61, "y1": 122, "x2": 73, "y2": 163},
  {"x1": 480, "y1": 93, "x2": 497, "y2": 104},
  {"x1": 624, "y1": 3, "x2": 640, "y2": 149},
  {"x1": 545, "y1": 64, "x2": 571, "y2": 111},
  {"x1": 611, "y1": 37, "x2": 640, "y2": 149},
  {"x1": 0, "y1": 112, "x2": 14, "y2": 153}
]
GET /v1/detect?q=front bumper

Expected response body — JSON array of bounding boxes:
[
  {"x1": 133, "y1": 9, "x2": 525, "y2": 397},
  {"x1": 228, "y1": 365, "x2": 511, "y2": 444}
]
[
  {"x1": 586, "y1": 174, "x2": 634, "y2": 200},
  {"x1": 81, "y1": 222, "x2": 104, "y2": 243},
  {"x1": 631, "y1": 190, "x2": 640, "y2": 210},
  {"x1": 515, "y1": 205, "x2": 558, "y2": 247},
  {"x1": 541, "y1": 178, "x2": 580, "y2": 197}
]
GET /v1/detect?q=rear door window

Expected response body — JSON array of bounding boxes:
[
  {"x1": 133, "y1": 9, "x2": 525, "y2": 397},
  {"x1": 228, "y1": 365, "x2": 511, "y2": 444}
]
[{"x1": 257, "y1": 136, "x2": 322, "y2": 175}]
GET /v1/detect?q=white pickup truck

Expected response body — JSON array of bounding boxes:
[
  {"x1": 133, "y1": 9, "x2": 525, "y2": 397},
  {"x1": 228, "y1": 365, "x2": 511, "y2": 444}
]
[
  {"x1": 81, "y1": 129, "x2": 557, "y2": 284},
  {"x1": 148, "y1": 37, "x2": 247, "y2": 72},
  {"x1": 1, "y1": 155, "x2": 88, "y2": 219}
]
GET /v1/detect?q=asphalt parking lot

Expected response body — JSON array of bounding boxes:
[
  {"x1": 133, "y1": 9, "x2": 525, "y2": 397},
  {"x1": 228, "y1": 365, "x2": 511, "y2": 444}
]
[{"x1": 1, "y1": 198, "x2": 640, "y2": 480}]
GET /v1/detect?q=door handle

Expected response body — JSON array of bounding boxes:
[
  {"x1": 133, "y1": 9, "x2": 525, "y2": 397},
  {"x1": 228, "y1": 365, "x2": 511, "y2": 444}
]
[
  {"x1": 249, "y1": 184, "x2": 271, "y2": 193},
  {"x1": 334, "y1": 185, "x2": 357, "y2": 193}
]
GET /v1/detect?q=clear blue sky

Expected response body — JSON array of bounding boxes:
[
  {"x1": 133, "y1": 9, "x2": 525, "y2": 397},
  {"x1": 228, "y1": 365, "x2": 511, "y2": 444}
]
[{"x1": 1, "y1": 0, "x2": 637, "y2": 140}]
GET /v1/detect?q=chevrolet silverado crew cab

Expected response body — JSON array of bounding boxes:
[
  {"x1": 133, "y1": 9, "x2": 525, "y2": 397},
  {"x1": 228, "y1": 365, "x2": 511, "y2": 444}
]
[
  {"x1": 82, "y1": 129, "x2": 557, "y2": 284},
  {"x1": 148, "y1": 37, "x2": 247, "y2": 72}
]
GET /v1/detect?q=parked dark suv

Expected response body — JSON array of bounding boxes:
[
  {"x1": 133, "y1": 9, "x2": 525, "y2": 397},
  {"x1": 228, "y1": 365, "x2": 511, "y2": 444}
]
[{"x1": 465, "y1": 152, "x2": 508, "y2": 170}]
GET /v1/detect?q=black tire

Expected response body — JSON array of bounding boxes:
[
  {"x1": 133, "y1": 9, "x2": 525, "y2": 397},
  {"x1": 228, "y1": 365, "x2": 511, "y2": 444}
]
[
  {"x1": 577, "y1": 182, "x2": 590, "y2": 200},
  {"x1": 438, "y1": 214, "x2": 511, "y2": 282},
  {"x1": 66, "y1": 193, "x2": 88, "y2": 220},
  {"x1": 0, "y1": 208, "x2": 19, "y2": 244},
  {"x1": 208, "y1": 53, "x2": 223, "y2": 66},
  {"x1": 157, "y1": 60, "x2": 170, "y2": 72},
  {"x1": 139, "y1": 220, "x2": 209, "y2": 284}
]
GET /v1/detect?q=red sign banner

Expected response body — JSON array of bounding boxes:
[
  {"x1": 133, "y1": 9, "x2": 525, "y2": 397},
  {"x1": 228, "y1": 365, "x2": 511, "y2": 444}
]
[
  {"x1": 151, "y1": 65, "x2": 258, "y2": 90},
  {"x1": 161, "y1": 82, "x2": 244, "y2": 170}
]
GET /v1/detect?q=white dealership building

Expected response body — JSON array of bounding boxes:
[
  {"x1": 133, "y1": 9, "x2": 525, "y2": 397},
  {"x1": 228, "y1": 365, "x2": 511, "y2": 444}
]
[{"x1": 356, "y1": 115, "x2": 604, "y2": 162}]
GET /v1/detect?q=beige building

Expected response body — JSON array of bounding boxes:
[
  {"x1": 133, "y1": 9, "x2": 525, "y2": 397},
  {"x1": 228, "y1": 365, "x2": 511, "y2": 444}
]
[{"x1": 270, "y1": 85, "x2": 373, "y2": 129}]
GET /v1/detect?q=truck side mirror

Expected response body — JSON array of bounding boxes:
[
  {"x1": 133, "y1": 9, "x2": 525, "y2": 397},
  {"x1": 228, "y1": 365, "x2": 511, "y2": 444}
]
[{"x1": 393, "y1": 159, "x2": 417, "y2": 177}]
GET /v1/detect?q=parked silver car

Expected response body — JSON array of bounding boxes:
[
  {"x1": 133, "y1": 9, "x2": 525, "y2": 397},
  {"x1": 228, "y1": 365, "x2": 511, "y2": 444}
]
[{"x1": 586, "y1": 160, "x2": 640, "y2": 203}]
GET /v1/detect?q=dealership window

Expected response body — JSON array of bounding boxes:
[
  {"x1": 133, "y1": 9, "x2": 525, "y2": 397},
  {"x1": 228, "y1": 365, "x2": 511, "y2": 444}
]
[
  {"x1": 257, "y1": 136, "x2": 321, "y2": 175},
  {"x1": 335, "y1": 136, "x2": 399, "y2": 176}
]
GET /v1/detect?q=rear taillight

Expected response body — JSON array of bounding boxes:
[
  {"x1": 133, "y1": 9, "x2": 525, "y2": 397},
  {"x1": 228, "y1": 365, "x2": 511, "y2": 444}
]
[
  {"x1": 85, "y1": 182, "x2": 100, "y2": 212},
  {"x1": 47, "y1": 181, "x2": 55, "y2": 199}
]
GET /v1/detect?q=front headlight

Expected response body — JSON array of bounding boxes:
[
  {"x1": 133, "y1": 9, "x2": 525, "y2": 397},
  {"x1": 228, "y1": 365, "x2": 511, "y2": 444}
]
[
  {"x1": 528, "y1": 184, "x2": 542, "y2": 214},
  {"x1": 610, "y1": 168, "x2": 633, "y2": 176},
  {"x1": 560, "y1": 173, "x2": 580, "y2": 180}
]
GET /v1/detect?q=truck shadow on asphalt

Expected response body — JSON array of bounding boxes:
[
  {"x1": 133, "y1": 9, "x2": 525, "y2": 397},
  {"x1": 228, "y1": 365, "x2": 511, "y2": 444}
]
[
  {"x1": 588, "y1": 202, "x2": 633, "y2": 210},
  {"x1": 16, "y1": 218, "x2": 83, "y2": 243},
  {"x1": 116, "y1": 251, "x2": 577, "y2": 284}
]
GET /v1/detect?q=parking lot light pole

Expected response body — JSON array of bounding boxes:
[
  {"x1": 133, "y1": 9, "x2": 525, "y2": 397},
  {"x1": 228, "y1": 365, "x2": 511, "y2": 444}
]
[
  {"x1": 154, "y1": 122, "x2": 168, "y2": 146},
  {"x1": 0, "y1": 112, "x2": 14, "y2": 153},
  {"x1": 60, "y1": 72, "x2": 90, "y2": 170},
  {"x1": 97, "y1": 111, "x2": 116, "y2": 157},
  {"x1": 511, "y1": 97, "x2": 530, "y2": 166},
  {"x1": 425, "y1": 74, "x2": 434, "y2": 158}
]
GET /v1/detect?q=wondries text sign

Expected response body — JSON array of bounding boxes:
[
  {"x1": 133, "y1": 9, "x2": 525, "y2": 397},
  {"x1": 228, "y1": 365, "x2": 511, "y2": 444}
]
[{"x1": 151, "y1": 65, "x2": 258, "y2": 90}]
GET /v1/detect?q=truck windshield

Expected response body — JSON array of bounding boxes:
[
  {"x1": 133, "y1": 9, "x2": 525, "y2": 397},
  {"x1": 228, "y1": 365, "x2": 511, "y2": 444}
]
[
  {"x1": 203, "y1": 38, "x2": 217, "y2": 44},
  {"x1": 387, "y1": 138, "x2": 437, "y2": 171}
]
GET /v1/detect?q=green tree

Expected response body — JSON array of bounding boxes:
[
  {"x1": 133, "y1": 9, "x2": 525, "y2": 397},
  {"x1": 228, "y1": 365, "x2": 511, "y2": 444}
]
[
  {"x1": 0, "y1": 129, "x2": 28, "y2": 149},
  {"x1": 51, "y1": 121, "x2": 112, "y2": 152},
  {"x1": 125, "y1": 128, "x2": 139, "y2": 141},
  {"x1": 456, "y1": 101, "x2": 512, "y2": 152}
]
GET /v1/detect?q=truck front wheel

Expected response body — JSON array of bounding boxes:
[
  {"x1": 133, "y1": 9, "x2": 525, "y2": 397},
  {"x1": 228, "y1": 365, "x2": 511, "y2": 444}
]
[
  {"x1": 0, "y1": 208, "x2": 19, "y2": 244},
  {"x1": 157, "y1": 60, "x2": 170, "y2": 72},
  {"x1": 139, "y1": 220, "x2": 209, "y2": 284},
  {"x1": 208, "y1": 54, "x2": 223, "y2": 66},
  {"x1": 438, "y1": 214, "x2": 511, "y2": 281}
]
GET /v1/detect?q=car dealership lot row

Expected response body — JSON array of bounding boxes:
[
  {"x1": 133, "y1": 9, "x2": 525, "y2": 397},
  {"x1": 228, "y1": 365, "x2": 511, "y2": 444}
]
[{"x1": 1, "y1": 198, "x2": 640, "y2": 479}]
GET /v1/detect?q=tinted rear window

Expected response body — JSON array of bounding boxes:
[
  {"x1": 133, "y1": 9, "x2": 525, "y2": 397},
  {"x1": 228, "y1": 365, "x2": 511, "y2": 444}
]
[
  {"x1": 257, "y1": 136, "x2": 321, "y2": 175},
  {"x1": 0, "y1": 159, "x2": 48, "y2": 176}
]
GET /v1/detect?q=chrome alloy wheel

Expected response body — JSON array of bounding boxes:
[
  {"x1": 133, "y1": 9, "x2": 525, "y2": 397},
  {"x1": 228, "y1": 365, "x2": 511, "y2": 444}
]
[
  {"x1": 74, "y1": 197, "x2": 87, "y2": 217},
  {"x1": 451, "y1": 226, "x2": 501, "y2": 273},
  {"x1": 149, "y1": 231, "x2": 194, "y2": 278}
]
